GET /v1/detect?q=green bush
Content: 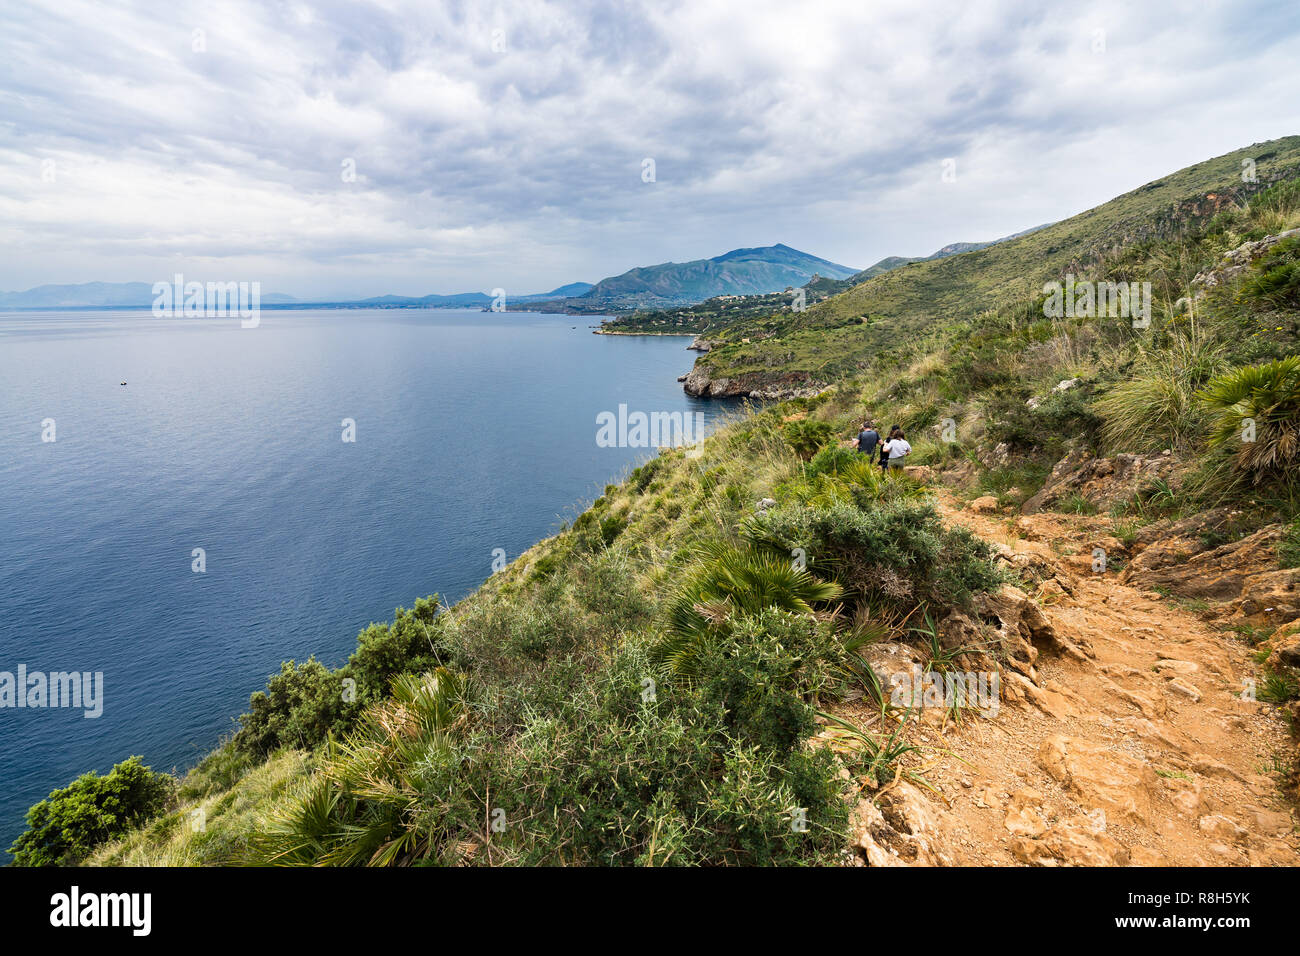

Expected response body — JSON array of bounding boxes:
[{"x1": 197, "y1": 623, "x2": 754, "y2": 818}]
[
  {"x1": 10, "y1": 756, "x2": 176, "y2": 866},
  {"x1": 233, "y1": 597, "x2": 446, "y2": 758},
  {"x1": 234, "y1": 658, "x2": 360, "y2": 757},
  {"x1": 346, "y1": 597, "x2": 445, "y2": 701},
  {"x1": 1095, "y1": 330, "x2": 1227, "y2": 454},
  {"x1": 1242, "y1": 237, "x2": 1300, "y2": 309},
  {"x1": 1200, "y1": 356, "x2": 1300, "y2": 486},
  {"x1": 486, "y1": 627, "x2": 848, "y2": 866},
  {"x1": 251, "y1": 625, "x2": 849, "y2": 867},
  {"x1": 746, "y1": 499, "x2": 1003, "y2": 609}
]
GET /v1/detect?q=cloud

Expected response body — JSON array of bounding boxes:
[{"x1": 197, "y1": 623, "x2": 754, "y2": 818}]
[{"x1": 0, "y1": 0, "x2": 1297, "y2": 298}]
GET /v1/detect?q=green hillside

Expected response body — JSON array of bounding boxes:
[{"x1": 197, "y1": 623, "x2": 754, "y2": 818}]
[{"x1": 687, "y1": 138, "x2": 1300, "y2": 397}]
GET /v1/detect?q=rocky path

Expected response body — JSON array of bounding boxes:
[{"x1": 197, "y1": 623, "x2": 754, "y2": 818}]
[{"x1": 835, "y1": 493, "x2": 1299, "y2": 866}]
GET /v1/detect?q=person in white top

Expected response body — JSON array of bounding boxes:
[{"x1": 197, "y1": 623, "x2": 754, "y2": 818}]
[{"x1": 882, "y1": 427, "x2": 912, "y2": 468}]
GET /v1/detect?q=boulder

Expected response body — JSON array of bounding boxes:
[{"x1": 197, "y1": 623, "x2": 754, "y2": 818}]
[{"x1": 1022, "y1": 451, "x2": 1177, "y2": 515}]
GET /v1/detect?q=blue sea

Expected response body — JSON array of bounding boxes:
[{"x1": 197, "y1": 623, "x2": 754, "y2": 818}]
[{"x1": 0, "y1": 308, "x2": 735, "y2": 855}]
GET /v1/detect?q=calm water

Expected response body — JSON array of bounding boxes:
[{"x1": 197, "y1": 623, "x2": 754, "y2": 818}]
[{"x1": 0, "y1": 308, "x2": 733, "y2": 854}]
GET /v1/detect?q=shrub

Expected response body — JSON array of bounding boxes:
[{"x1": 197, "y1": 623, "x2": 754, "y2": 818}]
[
  {"x1": 1200, "y1": 356, "x2": 1300, "y2": 486},
  {"x1": 1242, "y1": 236, "x2": 1300, "y2": 309},
  {"x1": 489, "y1": 629, "x2": 848, "y2": 866},
  {"x1": 781, "y1": 419, "x2": 836, "y2": 459},
  {"x1": 234, "y1": 658, "x2": 361, "y2": 757},
  {"x1": 746, "y1": 499, "x2": 1003, "y2": 610},
  {"x1": 1280, "y1": 518, "x2": 1300, "y2": 569},
  {"x1": 233, "y1": 598, "x2": 446, "y2": 758},
  {"x1": 252, "y1": 669, "x2": 471, "y2": 866},
  {"x1": 652, "y1": 543, "x2": 842, "y2": 678},
  {"x1": 346, "y1": 597, "x2": 445, "y2": 701},
  {"x1": 11, "y1": 756, "x2": 176, "y2": 866}
]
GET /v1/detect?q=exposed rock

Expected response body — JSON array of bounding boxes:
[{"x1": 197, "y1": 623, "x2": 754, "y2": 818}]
[
  {"x1": 969, "y1": 495, "x2": 1000, "y2": 514},
  {"x1": 1022, "y1": 451, "x2": 1177, "y2": 515},
  {"x1": 1036, "y1": 735, "x2": 1159, "y2": 825},
  {"x1": 902, "y1": 465, "x2": 935, "y2": 483},
  {"x1": 1165, "y1": 679, "x2": 1202, "y2": 702},
  {"x1": 854, "y1": 642, "x2": 927, "y2": 703},
  {"x1": 1198, "y1": 814, "x2": 1248, "y2": 844},
  {"x1": 1010, "y1": 816, "x2": 1127, "y2": 866},
  {"x1": 1004, "y1": 788, "x2": 1048, "y2": 837},
  {"x1": 1263, "y1": 620, "x2": 1300, "y2": 672},
  {"x1": 974, "y1": 584, "x2": 1088, "y2": 670},
  {"x1": 851, "y1": 783, "x2": 959, "y2": 866},
  {"x1": 1121, "y1": 524, "x2": 1300, "y2": 622},
  {"x1": 1190, "y1": 228, "x2": 1300, "y2": 300},
  {"x1": 682, "y1": 364, "x2": 829, "y2": 400}
]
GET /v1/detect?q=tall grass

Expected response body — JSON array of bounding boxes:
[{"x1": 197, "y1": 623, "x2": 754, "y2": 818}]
[{"x1": 1095, "y1": 324, "x2": 1228, "y2": 453}]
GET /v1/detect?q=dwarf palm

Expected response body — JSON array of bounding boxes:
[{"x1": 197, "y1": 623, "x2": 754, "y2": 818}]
[
  {"x1": 652, "y1": 543, "x2": 842, "y2": 678},
  {"x1": 252, "y1": 667, "x2": 468, "y2": 866},
  {"x1": 1199, "y1": 356, "x2": 1300, "y2": 484}
]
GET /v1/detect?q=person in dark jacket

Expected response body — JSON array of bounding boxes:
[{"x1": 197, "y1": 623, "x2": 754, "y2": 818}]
[{"x1": 854, "y1": 421, "x2": 880, "y2": 457}]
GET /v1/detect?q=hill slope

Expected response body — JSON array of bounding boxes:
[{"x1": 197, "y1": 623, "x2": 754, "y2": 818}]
[{"x1": 685, "y1": 137, "x2": 1300, "y2": 398}]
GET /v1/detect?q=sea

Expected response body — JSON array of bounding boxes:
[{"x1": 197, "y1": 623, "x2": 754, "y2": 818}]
[{"x1": 0, "y1": 307, "x2": 738, "y2": 854}]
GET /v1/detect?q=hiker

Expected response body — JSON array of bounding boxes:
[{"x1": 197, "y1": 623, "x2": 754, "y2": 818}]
[
  {"x1": 854, "y1": 421, "x2": 880, "y2": 458},
  {"x1": 879, "y1": 423, "x2": 899, "y2": 471},
  {"x1": 882, "y1": 426, "x2": 912, "y2": 469}
]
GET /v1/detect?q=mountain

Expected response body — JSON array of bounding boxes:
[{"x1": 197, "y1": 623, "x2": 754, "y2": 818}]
[
  {"x1": 353, "y1": 283, "x2": 594, "y2": 308},
  {"x1": 357, "y1": 291, "x2": 493, "y2": 307},
  {"x1": 0, "y1": 281, "x2": 594, "y2": 311},
  {"x1": 601, "y1": 229, "x2": 1055, "y2": 336},
  {"x1": 0, "y1": 281, "x2": 297, "y2": 309},
  {"x1": 574, "y1": 243, "x2": 857, "y2": 310},
  {"x1": 535, "y1": 282, "x2": 594, "y2": 299}
]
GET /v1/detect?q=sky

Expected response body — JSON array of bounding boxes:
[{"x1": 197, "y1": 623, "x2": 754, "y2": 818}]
[{"x1": 1, "y1": 0, "x2": 1298, "y2": 300}]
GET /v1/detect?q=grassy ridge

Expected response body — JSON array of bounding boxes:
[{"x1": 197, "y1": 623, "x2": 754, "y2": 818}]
[{"x1": 692, "y1": 137, "x2": 1300, "y2": 393}]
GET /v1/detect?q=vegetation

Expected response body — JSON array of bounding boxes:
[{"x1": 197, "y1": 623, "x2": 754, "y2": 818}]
[{"x1": 10, "y1": 757, "x2": 175, "y2": 866}]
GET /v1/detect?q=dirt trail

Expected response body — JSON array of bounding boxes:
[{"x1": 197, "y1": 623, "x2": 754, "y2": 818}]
[{"x1": 836, "y1": 492, "x2": 1299, "y2": 866}]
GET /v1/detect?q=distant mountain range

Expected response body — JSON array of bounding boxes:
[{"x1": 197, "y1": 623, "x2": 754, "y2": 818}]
[
  {"x1": 0, "y1": 282, "x2": 300, "y2": 309},
  {"x1": 0, "y1": 282, "x2": 597, "y2": 311},
  {"x1": 0, "y1": 245, "x2": 855, "y2": 313},
  {"x1": 354, "y1": 282, "x2": 596, "y2": 309}
]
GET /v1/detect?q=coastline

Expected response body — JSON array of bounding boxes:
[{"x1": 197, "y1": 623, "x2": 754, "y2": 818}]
[{"x1": 591, "y1": 328, "x2": 697, "y2": 336}]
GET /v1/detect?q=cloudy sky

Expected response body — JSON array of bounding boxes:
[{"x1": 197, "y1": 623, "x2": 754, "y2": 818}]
[{"x1": 1, "y1": 0, "x2": 1298, "y2": 299}]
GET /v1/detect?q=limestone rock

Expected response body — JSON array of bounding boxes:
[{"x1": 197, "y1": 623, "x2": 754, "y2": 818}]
[{"x1": 1036, "y1": 735, "x2": 1159, "y2": 825}]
